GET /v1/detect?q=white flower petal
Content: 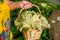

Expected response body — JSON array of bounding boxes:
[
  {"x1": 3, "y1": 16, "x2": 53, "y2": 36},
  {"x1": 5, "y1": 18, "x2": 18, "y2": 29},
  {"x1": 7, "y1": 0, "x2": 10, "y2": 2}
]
[{"x1": 41, "y1": 3, "x2": 47, "y2": 8}]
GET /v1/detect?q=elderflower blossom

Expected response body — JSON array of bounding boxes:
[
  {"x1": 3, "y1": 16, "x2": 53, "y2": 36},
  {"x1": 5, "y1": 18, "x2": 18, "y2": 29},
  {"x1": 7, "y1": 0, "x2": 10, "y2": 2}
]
[
  {"x1": 19, "y1": 11, "x2": 50, "y2": 31},
  {"x1": 41, "y1": 3, "x2": 47, "y2": 8}
]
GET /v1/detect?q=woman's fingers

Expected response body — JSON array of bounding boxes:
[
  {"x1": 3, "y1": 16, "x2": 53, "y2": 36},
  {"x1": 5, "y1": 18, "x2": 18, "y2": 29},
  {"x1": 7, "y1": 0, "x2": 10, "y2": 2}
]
[
  {"x1": 24, "y1": 4, "x2": 32, "y2": 9},
  {"x1": 19, "y1": 1, "x2": 32, "y2": 9}
]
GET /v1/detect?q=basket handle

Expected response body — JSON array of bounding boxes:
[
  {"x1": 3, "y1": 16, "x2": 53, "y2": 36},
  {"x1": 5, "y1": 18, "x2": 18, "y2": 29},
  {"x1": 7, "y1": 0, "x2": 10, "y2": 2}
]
[{"x1": 17, "y1": 4, "x2": 42, "y2": 22}]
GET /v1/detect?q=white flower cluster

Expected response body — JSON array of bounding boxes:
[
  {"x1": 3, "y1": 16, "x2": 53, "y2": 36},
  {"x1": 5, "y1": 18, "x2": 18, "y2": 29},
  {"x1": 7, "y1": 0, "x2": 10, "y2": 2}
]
[
  {"x1": 41, "y1": 3, "x2": 47, "y2": 8},
  {"x1": 41, "y1": 2, "x2": 50, "y2": 8},
  {"x1": 20, "y1": 11, "x2": 50, "y2": 31}
]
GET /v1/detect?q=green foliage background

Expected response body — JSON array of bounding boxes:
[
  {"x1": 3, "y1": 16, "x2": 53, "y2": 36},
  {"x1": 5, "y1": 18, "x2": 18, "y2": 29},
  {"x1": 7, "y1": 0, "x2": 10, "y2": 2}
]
[{"x1": 10, "y1": 0, "x2": 60, "y2": 40}]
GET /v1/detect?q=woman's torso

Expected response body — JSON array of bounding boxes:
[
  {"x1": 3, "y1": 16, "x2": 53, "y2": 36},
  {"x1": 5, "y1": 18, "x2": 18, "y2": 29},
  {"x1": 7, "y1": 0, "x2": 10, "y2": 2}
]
[{"x1": 0, "y1": 0, "x2": 10, "y2": 40}]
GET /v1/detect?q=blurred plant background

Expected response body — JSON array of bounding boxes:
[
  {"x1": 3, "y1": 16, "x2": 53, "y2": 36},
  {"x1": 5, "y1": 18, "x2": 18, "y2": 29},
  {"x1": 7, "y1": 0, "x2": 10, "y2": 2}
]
[{"x1": 10, "y1": 0, "x2": 60, "y2": 40}]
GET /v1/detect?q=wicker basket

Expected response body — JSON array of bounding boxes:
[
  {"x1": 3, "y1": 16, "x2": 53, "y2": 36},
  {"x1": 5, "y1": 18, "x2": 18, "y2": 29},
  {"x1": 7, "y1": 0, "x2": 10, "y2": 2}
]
[{"x1": 14, "y1": 4, "x2": 45, "y2": 40}]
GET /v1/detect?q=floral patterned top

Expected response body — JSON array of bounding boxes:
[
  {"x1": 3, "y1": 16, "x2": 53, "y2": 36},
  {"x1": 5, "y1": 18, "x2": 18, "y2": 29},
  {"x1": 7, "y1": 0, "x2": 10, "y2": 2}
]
[{"x1": 0, "y1": 0, "x2": 10, "y2": 40}]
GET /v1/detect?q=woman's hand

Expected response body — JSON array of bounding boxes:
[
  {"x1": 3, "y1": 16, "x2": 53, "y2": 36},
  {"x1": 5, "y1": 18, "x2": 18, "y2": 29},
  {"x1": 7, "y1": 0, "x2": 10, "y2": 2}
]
[{"x1": 19, "y1": 1, "x2": 32, "y2": 9}]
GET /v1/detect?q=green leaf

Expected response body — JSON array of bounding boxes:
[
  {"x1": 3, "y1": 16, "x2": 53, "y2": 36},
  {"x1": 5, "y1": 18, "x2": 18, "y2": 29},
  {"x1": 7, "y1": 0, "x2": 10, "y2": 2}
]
[{"x1": 23, "y1": 27, "x2": 29, "y2": 32}]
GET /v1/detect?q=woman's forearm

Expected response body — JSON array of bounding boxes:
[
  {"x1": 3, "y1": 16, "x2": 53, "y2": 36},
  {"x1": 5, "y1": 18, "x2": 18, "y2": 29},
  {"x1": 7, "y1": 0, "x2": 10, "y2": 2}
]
[
  {"x1": 6, "y1": 0, "x2": 32, "y2": 10},
  {"x1": 6, "y1": 0, "x2": 20, "y2": 10}
]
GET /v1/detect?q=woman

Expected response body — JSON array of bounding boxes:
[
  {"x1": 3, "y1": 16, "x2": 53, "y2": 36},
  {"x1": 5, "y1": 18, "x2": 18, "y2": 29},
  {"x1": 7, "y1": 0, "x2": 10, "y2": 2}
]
[
  {"x1": 0, "y1": 0, "x2": 44, "y2": 40},
  {"x1": 0, "y1": 0, "x2": 32, "y2": 40}
]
